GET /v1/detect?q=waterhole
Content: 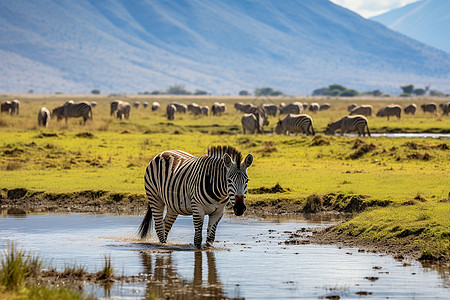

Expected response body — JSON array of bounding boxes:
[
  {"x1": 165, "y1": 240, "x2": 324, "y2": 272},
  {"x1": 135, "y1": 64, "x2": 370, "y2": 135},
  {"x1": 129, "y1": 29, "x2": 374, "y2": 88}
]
[{"x1": 1, "y1": 214, "x2": 448, "y2": 299}]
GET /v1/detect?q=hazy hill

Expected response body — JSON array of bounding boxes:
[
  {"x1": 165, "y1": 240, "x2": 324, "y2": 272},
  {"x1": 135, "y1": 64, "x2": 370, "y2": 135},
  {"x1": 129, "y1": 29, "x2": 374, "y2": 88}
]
[
  {"x1": 372, "y1": 0, "x2": 450, "y2": 54},
  {"x1": 1, "y1": 0, "x2": 449, "y2": 95}
]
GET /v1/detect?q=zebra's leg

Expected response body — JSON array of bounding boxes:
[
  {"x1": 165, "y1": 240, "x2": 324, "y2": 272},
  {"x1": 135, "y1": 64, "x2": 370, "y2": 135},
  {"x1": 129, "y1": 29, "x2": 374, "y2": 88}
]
[
  {"x1": 163, "y1": 210, "x2": 178, "y2": 241},
  {"x1": 151, "y1": 205, "x2": 167, "y2": 243},
  {"x1": 206, "y1": 209, "x2": 224, "y2": 248},
  {"x1": 192, "y1": 206, "x2": 206, "y2": 249}
]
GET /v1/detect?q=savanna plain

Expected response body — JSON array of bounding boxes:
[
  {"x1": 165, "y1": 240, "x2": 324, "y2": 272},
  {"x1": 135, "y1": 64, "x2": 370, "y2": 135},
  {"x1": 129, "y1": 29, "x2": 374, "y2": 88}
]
[{"x1": 0, "y1": 94, "x2": 449, "y2": 298}]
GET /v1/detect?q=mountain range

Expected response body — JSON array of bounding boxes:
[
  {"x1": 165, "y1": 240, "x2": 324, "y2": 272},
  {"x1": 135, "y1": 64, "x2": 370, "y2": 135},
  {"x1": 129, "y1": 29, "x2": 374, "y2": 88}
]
[
  {"x1": 0, "y1": 0, "x2": 449, "y2": 95},
  {"x1": 372, "y1": 0, "x2": 450, "y2": 55}
]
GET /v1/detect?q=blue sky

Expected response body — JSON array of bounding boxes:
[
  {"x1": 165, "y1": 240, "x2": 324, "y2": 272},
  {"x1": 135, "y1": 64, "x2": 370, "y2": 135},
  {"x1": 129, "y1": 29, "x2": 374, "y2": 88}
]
[{"x1": 330, "y1": 0, "x2": 419, "y2": 18}]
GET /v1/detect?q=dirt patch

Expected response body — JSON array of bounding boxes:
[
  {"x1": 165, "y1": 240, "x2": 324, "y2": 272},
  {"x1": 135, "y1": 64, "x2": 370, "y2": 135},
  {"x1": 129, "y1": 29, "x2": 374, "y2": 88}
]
[
  {"x1": 349, "y1": 139, "x2": 377, "y2": 159},
  {"x1": 75, "y1": 132, "x2": 95, "y2": 138},
  {"x1": 248, "y1": 183, "x2": 289, "y2": 194}
]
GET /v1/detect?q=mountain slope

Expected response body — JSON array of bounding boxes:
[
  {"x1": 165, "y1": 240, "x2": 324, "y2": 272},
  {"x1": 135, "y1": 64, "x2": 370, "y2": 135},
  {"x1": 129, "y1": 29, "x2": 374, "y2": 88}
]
[
  {"x1": 0, "y1": 0, "x2": 449, "y2": 95},
  {"x1": 371, "y1": 0, "x2": 450, "y2": 54}
]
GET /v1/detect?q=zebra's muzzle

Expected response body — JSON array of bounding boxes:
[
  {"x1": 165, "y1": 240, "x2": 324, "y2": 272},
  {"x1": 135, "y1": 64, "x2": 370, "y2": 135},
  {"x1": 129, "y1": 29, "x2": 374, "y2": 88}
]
[{"x1": 233, "y1": 195, "x2": 246, "y2": 216}]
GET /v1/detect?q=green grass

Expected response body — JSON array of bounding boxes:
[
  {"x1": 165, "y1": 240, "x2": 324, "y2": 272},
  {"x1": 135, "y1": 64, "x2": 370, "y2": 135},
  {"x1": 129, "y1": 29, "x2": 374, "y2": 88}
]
[
  {"x1": 1, "y1": 94, "x2": 449, "y2": 259},
  {"x1": 334, "y1": 200, "x2": 450, "y2": 259}
]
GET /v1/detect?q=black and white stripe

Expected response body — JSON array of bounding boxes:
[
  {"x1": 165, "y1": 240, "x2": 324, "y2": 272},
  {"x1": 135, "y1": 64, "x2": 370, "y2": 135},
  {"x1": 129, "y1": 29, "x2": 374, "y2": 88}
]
[
  {"x1": 139, "y1": 146, "x2": 253, "y2": 249},
  {"x1": 275, "y1": 114, "x2": 315, "y2": 136},
  {"x1": 38, "y1": 107, "x2": 51, "y2": 127},
  {"x1": 325, "y1": 115, "x2": 370, "y2": 137},
  {"x1": 52, "y1": 101, "x2": 92, "y2": 124}
]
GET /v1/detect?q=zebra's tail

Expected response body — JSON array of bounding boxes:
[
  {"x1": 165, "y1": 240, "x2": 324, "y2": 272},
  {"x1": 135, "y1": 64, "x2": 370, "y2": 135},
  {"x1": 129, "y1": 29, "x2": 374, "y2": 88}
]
[
  {"x1": 89, "y1": 106, "x2": 93, "y2": 120},
  {"x1": 366, "y1": 124, "x2": 371, "y2": 137},
  {"x1": 138, "y1": 204, "x2": 153, "y2": 239}
]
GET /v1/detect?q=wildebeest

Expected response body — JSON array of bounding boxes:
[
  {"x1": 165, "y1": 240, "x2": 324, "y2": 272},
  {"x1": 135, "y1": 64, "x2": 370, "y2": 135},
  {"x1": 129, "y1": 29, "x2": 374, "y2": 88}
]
[
  {"x1": 117, "y1": 101, "x2": 131, "y2": 120},
  {"x1": 152, "y1": 102, "x2": 161, "y2": 111},
  {"x1": 325, "y1": 115, "x2": 370, "y2": 137},
  {"x1": 404, "y1": 103, "x2": 417, "y2": 115},
  {"x1": 38, "y1": 107, "x2": 51, "y2": 127},
  {"x1": 166, "y1": 104, "x2": 176, "y2": 120},
  {"x1": 110, "y1": 100, "x2": 122, "y2": 116},
  {"x1": 188, "y1": 103, "x2": 202, "y2": 116},
  {"x1": 349, "y1": 105, "x2": 373, "y2": 117},
  {"x1": 212, "y1": 102, "x2": 227, "y2": 115},
  {"x1": 11, "y1": 100, "x2": 20, "y2": 115},
  {"x1": 319, "y1": 103, "x2": 331, "y2": 111},
  {"x1": 171, "y1": 103, "x2": 187, "y2": 113},
  {"x1": 1, "y1": 101, "x2": 12, "y2": 113},
  {"x1": 275, "y1": 114, "x2": 315, "y2": 136},
  {"x1": 421, "y1": 103, "x2": 437, "y2": 115},
  {"x1": 279, "y1": 102, "x2": 303, "y2": 115},
  {"x1": 53, "y1": 101, "x2": 93, "y2": 124},
  {"x1": 309, "y1": 102, "x2": 320, "y2": 113},
  {"x1": 262, "y1": 103, "x2": 278, "y2": 117},
  {"x1": 376, "y1": 105, "x2": 401, "y2": 120},
  {"x1": 439, "y1": 102, "x2": 450, "y2": 116}
]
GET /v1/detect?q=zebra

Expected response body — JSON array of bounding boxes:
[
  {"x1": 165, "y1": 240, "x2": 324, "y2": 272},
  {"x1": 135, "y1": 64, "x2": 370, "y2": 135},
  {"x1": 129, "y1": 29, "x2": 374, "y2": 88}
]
[
  {"x1": 439, "y1": 102, "x2": 450, "y2": 116},
  {"x1": 152, "y1": 102, "x2": 161, "y2": 111},
  {"x1": 201, "y1": 106, "x2": 209, "y2": 116},
  {"x1": 11, "y1": 100, "x2": 20, "y2": 115},
  {"x1": 275, "y1": 114, "x2": 315, "y2": 136},
  {"x1": 319, "y1": 103, "x2": 331, "y2": 111},
  {"x1": 240, "y1": 103, "x2": 256, "y2": 113},
  {"x1": 139, "y1": 146, "x2": 253, "y2": 249},
  {"x1": 376, "y1": 105, "x2": 401, "y2": 120},
  {"x1": 143, "y1": 102, "x2": 149, "y2": 109},
  {"x1": 166, "y1": 104, "x2": 176, "y2": 120},
  {"x1": 133, "y1": 101, "x2": 140, "y2": 109},
  {"x1": 279, "y1": 102, "x2": 302, "y2": 115},
  {"x1": 241, "y1": 112, "x2": 264, "y2": 134},
  {"x1": 38, "y1": 107, "x2": 51, "y2": 127},
  {"x1": 188, "y1": 103, "x2": 202, "y2": 116},
  {"x1": 308, "y1": 102, "x2": 320, "y2": 113},
  {"x1": 262, "y1": 103, "x2": 277, "y2": 117},
  {"x1": 325, "y1": 115, "x2": 371, "y2": 137},
  {"x1": 171, "y1": 103, "x2": 187, "y2": 113},
  {"x1": 110, "y1": 100, "x2": 122, "y2": 116},
  {"x1": 421, "y1": 103, "x2": 437, "y2": 115},
  {"x1": 1, "y1": 101, "x2": 12, "y2": 113},
  {"x1": 404, "y1": 103, "x2": 417, "y2": 115},
  {"x1": 52, "y1": 101, "x2": 93, "y2": 124},
  {"x1": 234, "y1": 102, "x2": 244, "y2": 111},
  {"x1": 212, "y1": 102, "x2": 227, "y2": 115},
  {"x1": 349, "y1": 105, "x2": 373, "y2": 117},
  {"x1": 347, "y1": 103, "x2": 357, "y2": 112},
  {"x1": 90, "y1": 101, "x2": 97, "y2": 108},
  {"x1": 117, "y1": 101, "x2": 131, "y2": 120}
]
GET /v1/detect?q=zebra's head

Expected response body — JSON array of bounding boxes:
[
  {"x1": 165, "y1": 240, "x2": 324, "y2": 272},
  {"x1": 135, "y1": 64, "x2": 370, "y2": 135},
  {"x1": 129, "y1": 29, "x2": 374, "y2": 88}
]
[
  {"x1": 223, "y1": 153, "x2": 253, "y2": 216},
  {"x1": 275, "y1": 120, "x2": 284, "y2": 135}
]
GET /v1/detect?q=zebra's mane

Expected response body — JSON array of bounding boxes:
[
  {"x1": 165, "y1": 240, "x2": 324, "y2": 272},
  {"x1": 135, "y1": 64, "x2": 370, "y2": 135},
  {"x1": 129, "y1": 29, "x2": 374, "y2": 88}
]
[{"x1": 207, "y1": 146, "x2": 243, "y2": 168}]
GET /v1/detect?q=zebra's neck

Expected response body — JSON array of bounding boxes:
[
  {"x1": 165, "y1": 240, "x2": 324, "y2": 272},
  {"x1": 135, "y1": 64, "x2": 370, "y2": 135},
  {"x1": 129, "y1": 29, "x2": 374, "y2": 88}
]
[{"x1": 191, "y1": 156, "x2": 228, "y2": 203}]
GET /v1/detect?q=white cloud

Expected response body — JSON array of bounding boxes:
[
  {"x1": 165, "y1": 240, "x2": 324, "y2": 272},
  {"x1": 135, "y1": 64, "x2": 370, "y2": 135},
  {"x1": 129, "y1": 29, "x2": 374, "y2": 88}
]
[{"x1": 329, "y1": 0, "x2": 420, "y2": 18}]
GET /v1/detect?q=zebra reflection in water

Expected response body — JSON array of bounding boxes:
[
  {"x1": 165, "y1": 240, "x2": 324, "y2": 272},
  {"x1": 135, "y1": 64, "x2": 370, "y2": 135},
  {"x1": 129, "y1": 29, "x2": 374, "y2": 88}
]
[{"x1": 140, "y1": 251, "x2": 231, "y2": 299}]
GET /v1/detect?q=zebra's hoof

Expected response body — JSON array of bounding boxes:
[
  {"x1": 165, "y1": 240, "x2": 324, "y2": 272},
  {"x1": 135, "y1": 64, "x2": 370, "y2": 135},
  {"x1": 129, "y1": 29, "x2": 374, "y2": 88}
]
[{"x1": 195, "y1": 243, "x2": 202, "y2": 250}]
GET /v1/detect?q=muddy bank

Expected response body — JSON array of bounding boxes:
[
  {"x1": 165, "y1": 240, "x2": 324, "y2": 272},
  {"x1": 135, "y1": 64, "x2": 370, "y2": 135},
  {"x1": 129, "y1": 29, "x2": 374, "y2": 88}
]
[{"x1": 1, "y1": 187, "x2": 448, "y2": 264}]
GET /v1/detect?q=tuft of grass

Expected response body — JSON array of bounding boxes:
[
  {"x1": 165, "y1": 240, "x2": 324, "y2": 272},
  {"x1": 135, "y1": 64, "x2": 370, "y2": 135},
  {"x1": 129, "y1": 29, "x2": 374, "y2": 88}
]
[
  {"x1": 0, "y1": 244, "x2": 43, "y2": 291},
  {"x1": 96, "y1": 255, "x2": 114, "y2": 281}
]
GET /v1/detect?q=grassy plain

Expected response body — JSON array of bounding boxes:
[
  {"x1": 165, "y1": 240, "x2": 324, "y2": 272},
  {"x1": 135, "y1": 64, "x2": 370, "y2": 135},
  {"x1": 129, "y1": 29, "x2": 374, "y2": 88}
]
[{"x1": 0, "y1": 94, "x2": 449, "y2": 259}]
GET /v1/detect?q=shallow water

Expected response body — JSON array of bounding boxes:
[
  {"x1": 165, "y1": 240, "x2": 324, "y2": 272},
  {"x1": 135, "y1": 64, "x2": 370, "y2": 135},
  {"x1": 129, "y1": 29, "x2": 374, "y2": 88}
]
[{"x1": 1, "y1": 213, "x2": 449, "y2": 299}]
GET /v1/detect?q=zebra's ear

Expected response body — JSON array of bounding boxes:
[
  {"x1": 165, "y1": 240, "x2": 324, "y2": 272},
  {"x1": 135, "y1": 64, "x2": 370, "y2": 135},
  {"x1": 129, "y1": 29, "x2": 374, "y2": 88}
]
[
  {"x1": 243, "y1": 153, "x2": 253, "y2": 169},
  {"x1": 223, "y1": 153, "x2": 233, "y2": 168}
]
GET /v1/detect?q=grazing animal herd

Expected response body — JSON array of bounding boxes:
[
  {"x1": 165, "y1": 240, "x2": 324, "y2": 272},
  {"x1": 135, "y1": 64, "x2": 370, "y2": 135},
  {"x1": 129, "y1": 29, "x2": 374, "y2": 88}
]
[{"x1": 0, "y1": 99, "x2": 448, "y2": 135}]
